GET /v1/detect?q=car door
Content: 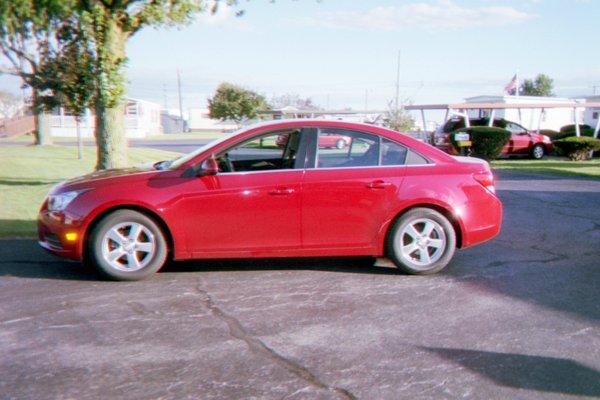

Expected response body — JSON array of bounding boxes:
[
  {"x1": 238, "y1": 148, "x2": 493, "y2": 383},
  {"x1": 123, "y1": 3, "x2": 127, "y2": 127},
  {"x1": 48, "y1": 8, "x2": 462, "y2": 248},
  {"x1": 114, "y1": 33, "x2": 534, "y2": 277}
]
[
  {"x1": 504, "y1": 122, "x2": 531, "y2": 154},
  {"x1": 301, "y1": 128, "x2": 406, "y2": 252},
  {"x1": 178, "y1": 129, "x2": 305, "y2": 256}
]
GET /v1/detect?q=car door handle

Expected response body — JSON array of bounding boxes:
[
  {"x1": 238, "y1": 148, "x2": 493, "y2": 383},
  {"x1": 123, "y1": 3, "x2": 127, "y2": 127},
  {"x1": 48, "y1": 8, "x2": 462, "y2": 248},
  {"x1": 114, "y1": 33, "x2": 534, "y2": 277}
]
[
  {"x1": 366, "y1": 180, "x2": 392, "y2": 189},
  {"x1": 268, "y1": 187, "x2": 295, "y2": 195}
]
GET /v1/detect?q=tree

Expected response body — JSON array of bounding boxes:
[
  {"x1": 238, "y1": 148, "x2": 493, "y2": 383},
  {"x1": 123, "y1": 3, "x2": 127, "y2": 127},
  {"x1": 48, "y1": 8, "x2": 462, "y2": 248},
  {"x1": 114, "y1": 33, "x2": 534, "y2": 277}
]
[
  {"x1": 270, "y1": 94, "x2": 320, "y2": 110},
  {"x1": 520, "y1": 74, "x2": 554, "y2": 97},
  {"x1": 0, "y1": 91, "x2": 20, "y2": 120},
  {"x1": 3, "y1": 0, "x2": 241, "y2": 169},
  {"x1": 383, "y1": 100, "x2": 414, "y2": 132},
  {"x1": 0, "y1": 0, "x2": 73, "y2": 145},
  {"x1": 208, "y1": 82, "x2": 269, "y2": 125},
  {"x1": 37, "y1": 21, "x2": 96, "y2": 159},
  {"x1": 74, "y1": 0, "x2": 241, "y2": 170}
]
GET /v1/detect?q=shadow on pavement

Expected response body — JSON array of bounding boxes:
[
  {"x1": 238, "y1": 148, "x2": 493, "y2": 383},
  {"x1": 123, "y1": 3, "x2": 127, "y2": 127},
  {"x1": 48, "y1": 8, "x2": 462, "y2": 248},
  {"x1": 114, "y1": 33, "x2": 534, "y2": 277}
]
[
  {"x1": 0, "y1": 239, "x2": 401, "y2": 281},
  {"x1": 423, "y1": 347, "x2": 600, "y2": 397},
  {"x1": 164, "y1": 256, "x2": 400, "y2": 275}
]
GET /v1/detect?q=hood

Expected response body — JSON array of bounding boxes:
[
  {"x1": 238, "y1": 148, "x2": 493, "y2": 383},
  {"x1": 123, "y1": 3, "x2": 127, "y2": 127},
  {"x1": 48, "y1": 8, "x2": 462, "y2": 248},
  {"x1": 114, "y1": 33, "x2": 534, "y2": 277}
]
[{"x1": 53, "y1": 166, "x2": 157, "y2": 194}]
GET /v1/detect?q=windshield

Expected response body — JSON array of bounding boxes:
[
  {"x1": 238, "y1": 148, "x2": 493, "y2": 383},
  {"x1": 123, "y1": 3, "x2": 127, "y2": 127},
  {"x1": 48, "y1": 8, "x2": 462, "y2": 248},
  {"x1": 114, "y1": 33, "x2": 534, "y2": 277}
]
[{"x1": 166, "y1": 128, "x2": 244, "y2": 170}]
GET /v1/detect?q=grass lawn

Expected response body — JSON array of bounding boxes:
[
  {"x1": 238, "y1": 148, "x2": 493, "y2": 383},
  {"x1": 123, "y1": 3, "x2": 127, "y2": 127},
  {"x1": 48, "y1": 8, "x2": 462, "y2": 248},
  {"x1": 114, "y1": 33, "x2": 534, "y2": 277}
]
[
  {"x1": 492, "y1": 157, "x2": 600, "y2": 178},
  {"x1": 0, "y1": 131, "x2": 227, "y2": 143},
  {"x1": 0, "y1": 145, "x2": 179, "y2": 238}
]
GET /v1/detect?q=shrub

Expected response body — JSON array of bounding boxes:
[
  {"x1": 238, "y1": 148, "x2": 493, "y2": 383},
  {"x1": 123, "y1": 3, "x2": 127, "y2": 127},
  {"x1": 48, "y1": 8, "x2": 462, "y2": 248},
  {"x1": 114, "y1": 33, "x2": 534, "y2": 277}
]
[
  {"x1": 553, "y1": 136, "x2": 600, "y2": 161},
  {"x1": 558, "y1": 124, "x2": 595, "y2": 139},
  {"x1": 452, "y1": 126, "x2": 511, "y2": 161},
  {"x1": 538, "y1": 129, "x2": 561, "y2": 140}
]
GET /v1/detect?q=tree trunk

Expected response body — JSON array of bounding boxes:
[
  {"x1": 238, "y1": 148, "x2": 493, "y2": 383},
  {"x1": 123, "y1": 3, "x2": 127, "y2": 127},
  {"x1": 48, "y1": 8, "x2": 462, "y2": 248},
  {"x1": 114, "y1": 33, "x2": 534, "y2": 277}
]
[
  {"x1": 92, "y1": 17, "x2": 128, "y2": 170},
  {"x1": 94, "y1": 102, "x2": 127, "y2": 169},
  {"x1": 32, "y1": 91, "x2": 52, "y2": 146}
]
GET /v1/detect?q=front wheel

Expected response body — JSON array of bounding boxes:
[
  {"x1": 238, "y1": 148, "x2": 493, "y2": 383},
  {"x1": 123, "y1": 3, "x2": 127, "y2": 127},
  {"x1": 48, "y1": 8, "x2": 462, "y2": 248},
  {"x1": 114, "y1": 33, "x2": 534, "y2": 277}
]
[
  {"x1": 88, "y1": 210, "x2": 168, "y2": 281},
  {"x1": 386, "y1": 208, "x2": 456, "y2": 275},
  {"x1": 531, "y1": 144, "x2": 545, "y2": 159}
]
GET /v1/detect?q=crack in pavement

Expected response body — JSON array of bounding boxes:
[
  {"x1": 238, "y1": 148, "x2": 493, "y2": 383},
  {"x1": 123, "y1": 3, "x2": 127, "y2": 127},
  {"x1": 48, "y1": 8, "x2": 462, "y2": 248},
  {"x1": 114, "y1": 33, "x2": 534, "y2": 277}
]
[{"x1": 194, "y1": 282, "x2": 357, "y2": 400}]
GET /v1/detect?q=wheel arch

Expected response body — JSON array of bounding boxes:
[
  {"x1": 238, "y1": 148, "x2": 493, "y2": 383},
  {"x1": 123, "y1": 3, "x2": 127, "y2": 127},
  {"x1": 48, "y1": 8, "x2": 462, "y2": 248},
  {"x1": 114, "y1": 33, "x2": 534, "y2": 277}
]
[
  {"x1": 82, "y1": 204, "x2": 175, "y2": 261},
  {"x1": 380, "y1": 203, "x2": 464, "y2": 253}
]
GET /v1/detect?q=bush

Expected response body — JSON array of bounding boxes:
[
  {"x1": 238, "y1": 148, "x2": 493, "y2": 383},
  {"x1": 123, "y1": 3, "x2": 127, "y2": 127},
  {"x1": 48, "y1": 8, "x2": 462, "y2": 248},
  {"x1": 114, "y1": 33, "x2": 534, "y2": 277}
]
[
  {"x1": 452, "y1": 126, "x2": 511, "y2": 161},
  {"x1": 538, "y1": 129, "x2": 561, "y2": 139},
  {"x1": 553, "y1": 136, "x2": 600, "y2": 161},
  {"x1": 558, "y1": 124, "x2": 595, "y2": 139}
]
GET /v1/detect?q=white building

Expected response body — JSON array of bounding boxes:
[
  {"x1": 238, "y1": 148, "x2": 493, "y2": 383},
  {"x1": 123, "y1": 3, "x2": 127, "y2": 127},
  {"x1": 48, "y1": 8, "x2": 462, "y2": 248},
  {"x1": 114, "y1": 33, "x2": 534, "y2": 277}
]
[
  {"x1": 464, "y1": 95, "x2": 584, "y2": 131},
  {"x1": 582, "y1": 95, "x2": 600, "y2": 130},
  {"x1": 49, "y1": 98, "x2": 162, "y2": 138},
  {"x1": 188, "y1": 108, "x2": 237, "y2": 132}
]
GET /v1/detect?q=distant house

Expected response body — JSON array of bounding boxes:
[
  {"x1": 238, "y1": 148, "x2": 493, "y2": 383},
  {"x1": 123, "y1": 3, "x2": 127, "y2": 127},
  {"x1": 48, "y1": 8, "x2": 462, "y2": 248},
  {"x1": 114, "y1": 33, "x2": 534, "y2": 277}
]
[
  {"x1": 582, "y1": 95, "x2": 600, "y2": 132},
  {"x1": 49, "y1": 98, "x2": 162, "y2": 138},
  {"x1": 160, "y1": 110, "x2": 186, "y2": 134},
  {"x1": 188, "y1": 108, "x2": 237, "y2": 132},
  {"x1": 464, "y1": 95, "x2": 584, "y2": 131}
]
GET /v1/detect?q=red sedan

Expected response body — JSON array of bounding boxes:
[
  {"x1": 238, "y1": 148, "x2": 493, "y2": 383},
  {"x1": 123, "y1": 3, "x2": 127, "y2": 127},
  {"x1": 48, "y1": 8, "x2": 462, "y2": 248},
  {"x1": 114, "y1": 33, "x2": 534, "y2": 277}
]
[{"x1": 38, "y1": 120, "x2": 502, "y2": 280}]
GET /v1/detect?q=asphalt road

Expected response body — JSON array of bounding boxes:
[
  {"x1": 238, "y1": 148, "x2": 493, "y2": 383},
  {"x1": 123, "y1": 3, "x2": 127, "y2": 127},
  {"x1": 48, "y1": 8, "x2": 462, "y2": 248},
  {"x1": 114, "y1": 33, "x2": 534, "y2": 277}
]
[{"x1": 1, "y1": 170, "x2": 599, "y2": 399}]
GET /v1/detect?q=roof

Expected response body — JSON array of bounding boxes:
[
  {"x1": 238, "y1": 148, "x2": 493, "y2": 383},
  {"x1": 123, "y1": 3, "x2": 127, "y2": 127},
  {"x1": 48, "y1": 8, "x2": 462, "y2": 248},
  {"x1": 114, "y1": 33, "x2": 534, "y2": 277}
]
[{"x1": 404, "y1": 101, "x2": 600, "y2": 110}]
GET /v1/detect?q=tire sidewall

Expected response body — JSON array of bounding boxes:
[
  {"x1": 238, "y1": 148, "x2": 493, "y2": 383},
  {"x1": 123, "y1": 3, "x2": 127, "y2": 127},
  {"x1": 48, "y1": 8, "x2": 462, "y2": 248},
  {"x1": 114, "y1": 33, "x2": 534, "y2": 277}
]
[
  {"x1": 387, "y1": 208, "x2": 456, "y2": 275},
  {"x1": 88, "y1": 210, "x2": 168, "y2": 281}
]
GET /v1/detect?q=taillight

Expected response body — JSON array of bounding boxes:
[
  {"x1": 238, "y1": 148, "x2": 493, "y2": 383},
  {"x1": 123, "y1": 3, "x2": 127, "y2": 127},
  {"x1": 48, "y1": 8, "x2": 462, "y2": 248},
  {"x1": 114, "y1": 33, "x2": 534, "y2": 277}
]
[{"x1": 473, "y1": 171, "x2": 496, "y2": 194}]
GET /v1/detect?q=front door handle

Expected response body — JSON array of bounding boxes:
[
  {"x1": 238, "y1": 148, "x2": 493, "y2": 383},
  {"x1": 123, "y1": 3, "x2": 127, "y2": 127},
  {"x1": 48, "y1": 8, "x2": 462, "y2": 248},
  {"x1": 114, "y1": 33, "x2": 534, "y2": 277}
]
[
  {"x1": 269, "y1": 187, "x2": 295, "y2": 195},
  {"x1": 366, "y1": 180, "x2": 392, "y2": 189}
]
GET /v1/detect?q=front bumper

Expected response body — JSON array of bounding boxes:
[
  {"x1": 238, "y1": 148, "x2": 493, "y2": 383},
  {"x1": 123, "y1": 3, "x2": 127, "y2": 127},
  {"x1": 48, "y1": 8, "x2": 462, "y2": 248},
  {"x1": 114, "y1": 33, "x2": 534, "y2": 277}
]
[{"x1": 37, "y1": 210, "x2": 85, "y2": 261}]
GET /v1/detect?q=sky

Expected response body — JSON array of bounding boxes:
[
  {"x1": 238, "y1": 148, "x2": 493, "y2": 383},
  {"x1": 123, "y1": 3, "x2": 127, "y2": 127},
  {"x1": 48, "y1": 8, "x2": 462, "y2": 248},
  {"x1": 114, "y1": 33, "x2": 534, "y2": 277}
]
[{"x1": 1, "y1": 0, "x2": 599, "y2": 112}]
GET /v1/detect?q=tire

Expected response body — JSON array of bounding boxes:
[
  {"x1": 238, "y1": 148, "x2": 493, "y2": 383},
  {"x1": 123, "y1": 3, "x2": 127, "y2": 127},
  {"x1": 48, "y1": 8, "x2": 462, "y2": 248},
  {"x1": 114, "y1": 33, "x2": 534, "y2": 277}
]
[
  {"x1": 336, "y1": 139, "x2": 346, "y2": 149},
  {"x1": 386, "y1": 208, "x2": 456, "y2": 275},
  {"x1": 88, "y1": 210, "x2": 168, "y2": 281},
  {"x1": 531, "y1": 144, "x2": 545, "y2": 159}
]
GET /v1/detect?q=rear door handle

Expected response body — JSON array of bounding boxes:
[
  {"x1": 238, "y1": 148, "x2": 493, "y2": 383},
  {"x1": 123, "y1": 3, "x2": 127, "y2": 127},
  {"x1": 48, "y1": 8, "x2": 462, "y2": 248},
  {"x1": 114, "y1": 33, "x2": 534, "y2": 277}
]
[
  {"x1": 366, "y1": 180, "x2": 392, "y2": 189},
  {"x1": 268, "y1": 187, "x2": 295, "y2": 195}
]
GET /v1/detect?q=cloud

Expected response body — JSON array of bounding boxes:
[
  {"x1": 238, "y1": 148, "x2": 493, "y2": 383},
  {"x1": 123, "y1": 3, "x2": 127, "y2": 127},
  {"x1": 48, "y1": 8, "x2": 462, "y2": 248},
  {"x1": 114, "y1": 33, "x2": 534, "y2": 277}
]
[{"x1": 292, "y1": 0, "x2": 536, "y2": 31}]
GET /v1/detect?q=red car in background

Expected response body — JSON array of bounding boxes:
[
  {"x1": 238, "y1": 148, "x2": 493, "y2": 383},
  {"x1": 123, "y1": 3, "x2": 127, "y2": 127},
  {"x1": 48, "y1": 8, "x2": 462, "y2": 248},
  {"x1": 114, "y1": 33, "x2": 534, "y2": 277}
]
[
  {"x1": 436, "y1": 117, "x2": 553, "y2": 159},
  {"x1": 38, "y1": 120, "x2": 502, "y2": 281}
]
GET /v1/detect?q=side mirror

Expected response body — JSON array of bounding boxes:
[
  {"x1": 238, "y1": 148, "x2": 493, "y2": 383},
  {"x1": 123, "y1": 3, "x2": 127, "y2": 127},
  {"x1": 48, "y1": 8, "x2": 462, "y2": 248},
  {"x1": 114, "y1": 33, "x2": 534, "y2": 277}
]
[{"x1": 198, "y1": 157, "x2": 219, "y2": 176}]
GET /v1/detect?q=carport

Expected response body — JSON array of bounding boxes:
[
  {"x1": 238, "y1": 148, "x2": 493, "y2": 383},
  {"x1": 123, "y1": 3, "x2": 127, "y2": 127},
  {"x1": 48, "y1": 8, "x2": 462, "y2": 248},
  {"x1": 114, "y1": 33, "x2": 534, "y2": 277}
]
[{"x1": 405, "y1": 101, "x2": 600, "y2": 138}]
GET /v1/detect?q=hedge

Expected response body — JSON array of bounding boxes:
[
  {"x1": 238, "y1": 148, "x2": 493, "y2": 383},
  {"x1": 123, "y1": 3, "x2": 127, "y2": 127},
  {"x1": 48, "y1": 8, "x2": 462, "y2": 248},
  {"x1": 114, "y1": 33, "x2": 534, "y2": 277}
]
[
  {"x1": 553, "y1": 136, "x2": 600, "y2": 161},
  {"x1": 452, "y1": 126, "x2": 511, "y2": 161},
  {"x1": 556, "y1": 124, "x2": 595, "y2": 139}
]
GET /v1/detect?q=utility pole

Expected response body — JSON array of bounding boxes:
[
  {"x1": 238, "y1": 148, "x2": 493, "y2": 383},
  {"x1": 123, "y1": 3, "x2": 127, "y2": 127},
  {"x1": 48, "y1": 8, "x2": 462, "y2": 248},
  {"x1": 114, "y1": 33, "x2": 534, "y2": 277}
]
[
  {"x1": 395, "y1": 50, "x2": 401, "y2": 112},
  {"x1": 177, "y1": 69, "x2": 184, "y2": 132}
]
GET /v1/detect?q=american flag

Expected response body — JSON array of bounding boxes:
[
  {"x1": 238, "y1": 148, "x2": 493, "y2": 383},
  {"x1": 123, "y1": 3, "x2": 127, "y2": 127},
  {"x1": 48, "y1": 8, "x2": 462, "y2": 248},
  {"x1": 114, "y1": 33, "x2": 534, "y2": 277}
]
[{"x1": 504, "y1": 74, "x2": 517, "y2": 95}]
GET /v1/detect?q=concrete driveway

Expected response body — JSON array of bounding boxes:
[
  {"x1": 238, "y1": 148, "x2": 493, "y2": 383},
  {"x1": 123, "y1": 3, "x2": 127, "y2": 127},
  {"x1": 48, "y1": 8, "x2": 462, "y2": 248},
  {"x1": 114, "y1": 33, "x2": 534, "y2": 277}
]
[{"x1": 1, "y1": 170, "x2": 599, "y2": 399}]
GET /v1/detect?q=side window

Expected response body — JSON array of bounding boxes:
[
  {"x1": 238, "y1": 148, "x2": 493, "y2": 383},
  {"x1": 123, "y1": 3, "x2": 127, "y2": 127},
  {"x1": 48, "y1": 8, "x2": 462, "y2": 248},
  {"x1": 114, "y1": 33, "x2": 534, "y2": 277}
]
[
  {"x1": 216, "y1": 130, "x2": 300, "y2": 173},
  {"x1": 506, "y1": 122, "x2": 526, "y2": 134},
  {"x1": 316, "y1": 129, "x2": 379, "y2": 168},
  {"x1": 405, "y1": 150, "x2": 429, "y2": 165},
  {"x1": 381, "y1": 138, "x2": 408, "y2": 166}
]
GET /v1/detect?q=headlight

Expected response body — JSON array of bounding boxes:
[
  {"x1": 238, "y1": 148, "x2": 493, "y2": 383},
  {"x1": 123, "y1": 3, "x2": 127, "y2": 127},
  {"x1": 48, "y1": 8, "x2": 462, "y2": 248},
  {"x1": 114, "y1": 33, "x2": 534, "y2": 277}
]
[
  {"x1": 542, "y1": 135, "x2": 551, "y2": 143},
  {"x1": 47, "y1": 190, "x2": 88, "y2": 211}
]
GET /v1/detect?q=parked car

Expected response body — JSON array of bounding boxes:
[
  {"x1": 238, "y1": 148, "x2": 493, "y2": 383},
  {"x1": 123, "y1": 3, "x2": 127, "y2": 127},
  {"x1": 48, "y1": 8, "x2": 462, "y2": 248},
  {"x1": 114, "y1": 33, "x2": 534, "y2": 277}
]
[
  {"x1": 435, "y1": 117, "x2": 553, "y2": 159},
  {"x1": 38, "y1": 120, "x2": 502, "y2": 281},
  {"x1": 277, "y1": 131, "x2": 350, "y2": 149}
]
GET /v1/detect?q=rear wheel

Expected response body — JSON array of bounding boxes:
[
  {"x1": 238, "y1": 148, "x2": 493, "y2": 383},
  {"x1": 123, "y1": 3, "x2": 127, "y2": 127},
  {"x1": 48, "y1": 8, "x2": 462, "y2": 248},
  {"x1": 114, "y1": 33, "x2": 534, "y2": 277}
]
[
  {"x1": 88, "y1": 210, "x2": 168, "y2": 281},
  {"x1": 386, "y1": 208, "x2": 456, "y2": 275},
  {"x1": 531, "y1": 144, "x2": 545, "y2": 159}
]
